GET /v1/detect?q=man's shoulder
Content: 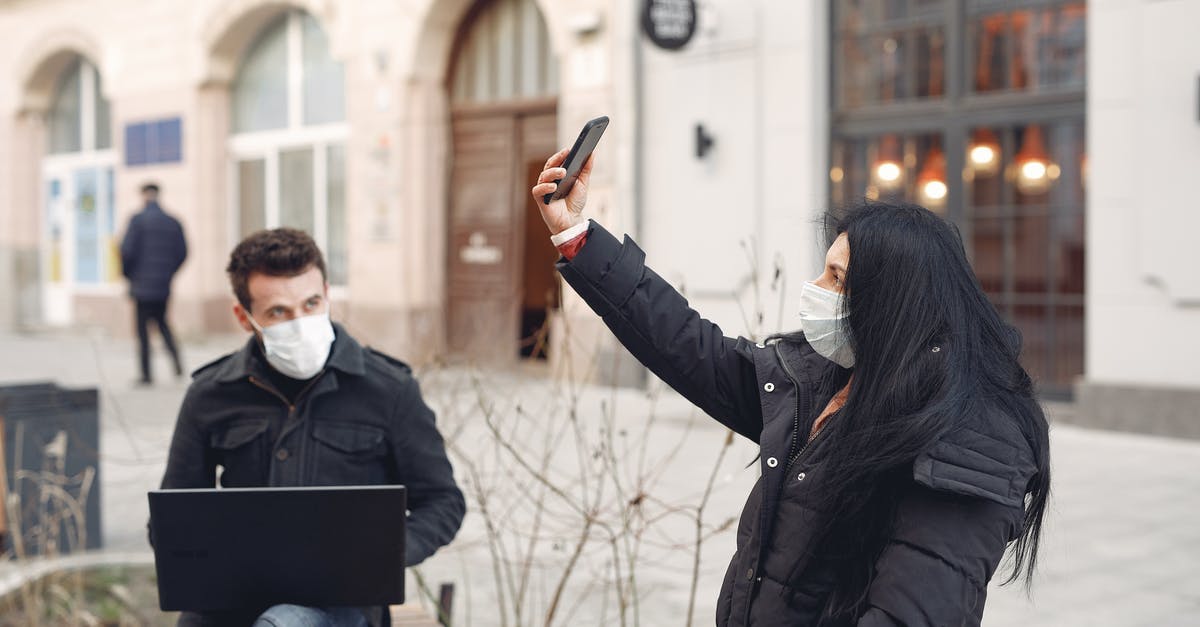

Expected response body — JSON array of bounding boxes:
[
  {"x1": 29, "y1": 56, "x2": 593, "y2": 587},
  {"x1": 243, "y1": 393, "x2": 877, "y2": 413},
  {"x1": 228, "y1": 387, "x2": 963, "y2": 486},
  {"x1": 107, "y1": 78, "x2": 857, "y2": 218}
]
[
  {"x1": 188, "y1": 350, "x2": 242, "y2": 385},
  {"x1": 362, "y1": 347, "x2": 415, "y2": 381}
]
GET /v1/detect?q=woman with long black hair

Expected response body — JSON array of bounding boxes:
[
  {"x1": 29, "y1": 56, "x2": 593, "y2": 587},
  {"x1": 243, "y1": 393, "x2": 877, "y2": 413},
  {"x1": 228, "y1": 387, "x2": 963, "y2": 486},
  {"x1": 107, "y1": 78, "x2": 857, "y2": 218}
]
[{"x1": 531, "y1": 149, "x2": 1050, "y2": 626}]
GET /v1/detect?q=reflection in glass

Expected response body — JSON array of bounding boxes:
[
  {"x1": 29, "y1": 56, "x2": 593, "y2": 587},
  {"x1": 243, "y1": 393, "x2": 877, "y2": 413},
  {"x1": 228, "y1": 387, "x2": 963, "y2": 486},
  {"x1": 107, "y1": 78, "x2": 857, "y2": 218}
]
[
  {"x1": 965, "y1": 120, "x2": 1086, "y2": 389},
  {"x1": 972, "y1": 3, "x2": 1086, "y2": 94},
  {"x1": 326, "y1": 144, "x2": 347, "y2": 285},
  {"x1": 94, "y1": 68, "x2": 112, "y2": 150},
  {"x1": 834, "y1": 0, "x2": 946, "y2": 108},
  {"x1": 872, "y1": 134, "x2": 904, "y2": 192},
  {"x1": 916, "y1": 141, "x2": 947, "y2": 211},
  {"x1": 1015, "y1": 125, "x2": 1053, "y2": 196},
  {"x1": 232, "y1": 14, "x2": 289, "y2": 133},
  {"x1": 279, "y1": 148, "x2": 315, "y2": 234},
  {"x1": 302, "y1": 13, "x2": 345, "y2": 125},
  {"x1": 49, "y1": 59, "x2": 83, "y2": 154},
  {"x1": 967, "y1": 129, "x2": 1001, "y2": 177},
  {"x1": 238, "y1": 159, "x2": 266, "y2": 238}
]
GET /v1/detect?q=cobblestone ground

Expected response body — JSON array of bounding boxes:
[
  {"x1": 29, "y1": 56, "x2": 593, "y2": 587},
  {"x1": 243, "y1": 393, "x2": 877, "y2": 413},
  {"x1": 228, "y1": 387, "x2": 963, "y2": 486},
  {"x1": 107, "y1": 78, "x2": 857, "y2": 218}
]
[{"x1": 0, "y1": 331, "x2": 1196, "y2": 626}]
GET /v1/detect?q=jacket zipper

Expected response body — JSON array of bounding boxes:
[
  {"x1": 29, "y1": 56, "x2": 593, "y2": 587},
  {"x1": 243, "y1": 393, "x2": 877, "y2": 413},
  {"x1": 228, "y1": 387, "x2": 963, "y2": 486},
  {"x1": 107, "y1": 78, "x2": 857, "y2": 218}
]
[
  {"x1": 248, "y1": 374, "x2": 324, "y2": 413},
  {"x1": 249, "y1": 376, "x2": 294, "y2": 411},
  {"x1": 248, "y1": 374, "x2": 325, "y2": 456},
  {"x1": 772, "y1": 344, "x2": 838, "y2": 477},
  {"x1": 773, "y1": 343, "x2": 809, "y2": 466}
]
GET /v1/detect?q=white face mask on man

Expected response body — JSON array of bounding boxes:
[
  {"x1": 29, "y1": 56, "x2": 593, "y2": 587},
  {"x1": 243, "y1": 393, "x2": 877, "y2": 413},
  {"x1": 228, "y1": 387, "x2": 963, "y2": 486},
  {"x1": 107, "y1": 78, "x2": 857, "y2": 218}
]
[
  {"x1": 798, "y1": 282, "x2": 856, "y2": 369},
  {"x1": 246, "y1": 311, "x2": 335, "y2": 380}
]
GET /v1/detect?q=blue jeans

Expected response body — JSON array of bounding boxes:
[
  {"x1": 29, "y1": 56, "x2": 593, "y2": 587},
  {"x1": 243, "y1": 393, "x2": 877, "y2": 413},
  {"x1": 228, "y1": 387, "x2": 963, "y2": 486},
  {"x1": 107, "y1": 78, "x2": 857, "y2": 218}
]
[{"x1": 253, "y1": 604, "x2": 369, "y2": 627}]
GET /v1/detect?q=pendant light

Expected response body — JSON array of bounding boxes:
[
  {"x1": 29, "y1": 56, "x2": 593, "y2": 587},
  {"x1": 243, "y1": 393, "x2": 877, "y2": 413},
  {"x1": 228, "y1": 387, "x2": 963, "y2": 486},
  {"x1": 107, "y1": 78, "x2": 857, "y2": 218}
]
[
  {"x1": 967, "y1": 128, "x2": 1001, "y2": 176},
  {"x1": 917, "y1": 142, "x2": 947, "y2": 211},
  {"x1": 872, "y1": 134, "x2": 904, "y2": 191},
  {"x1": 1015, "y1": 125, "x2": 1053, "y2": 195}
]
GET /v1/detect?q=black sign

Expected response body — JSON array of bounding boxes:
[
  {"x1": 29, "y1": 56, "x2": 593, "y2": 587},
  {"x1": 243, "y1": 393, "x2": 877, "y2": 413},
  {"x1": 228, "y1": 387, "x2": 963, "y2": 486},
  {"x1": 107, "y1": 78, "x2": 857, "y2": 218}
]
[{"x1": 642, "y1": 0, "x2": 698, "y2": 51}]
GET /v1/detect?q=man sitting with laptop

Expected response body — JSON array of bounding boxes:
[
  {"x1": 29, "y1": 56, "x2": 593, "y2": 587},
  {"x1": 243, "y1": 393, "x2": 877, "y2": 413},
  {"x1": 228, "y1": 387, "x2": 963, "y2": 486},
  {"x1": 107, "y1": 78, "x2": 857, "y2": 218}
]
[{"x1": 158, "y1": 228, "x2": 465, "y2": 627}]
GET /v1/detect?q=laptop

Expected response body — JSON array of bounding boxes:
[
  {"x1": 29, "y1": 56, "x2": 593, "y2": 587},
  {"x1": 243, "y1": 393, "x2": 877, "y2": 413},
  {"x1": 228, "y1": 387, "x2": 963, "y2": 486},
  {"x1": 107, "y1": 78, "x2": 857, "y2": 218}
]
[{"x1": 148, "y1": 485, "x2": 406, "y2": 612}]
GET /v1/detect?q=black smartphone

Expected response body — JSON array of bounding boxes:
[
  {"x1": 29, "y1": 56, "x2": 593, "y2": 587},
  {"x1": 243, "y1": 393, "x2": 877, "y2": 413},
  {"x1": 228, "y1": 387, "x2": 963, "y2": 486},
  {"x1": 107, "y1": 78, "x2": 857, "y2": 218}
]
[{"x1": 543, "y1": 115, "x2": 609, "y2": 205}]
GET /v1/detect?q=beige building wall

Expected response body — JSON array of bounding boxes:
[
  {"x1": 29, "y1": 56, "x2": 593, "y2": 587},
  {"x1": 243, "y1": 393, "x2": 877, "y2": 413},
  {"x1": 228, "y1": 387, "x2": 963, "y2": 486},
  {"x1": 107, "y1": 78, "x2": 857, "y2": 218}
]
[
  {"x1": 1079, "y1": 0, "x2": 1200, "y2": 435},
  {"x1": 0, "y1": 0, "x2": 627, "y2": 369},
  {"x1": 635, "y1": 0, "x2": 828, "y2": 342}
]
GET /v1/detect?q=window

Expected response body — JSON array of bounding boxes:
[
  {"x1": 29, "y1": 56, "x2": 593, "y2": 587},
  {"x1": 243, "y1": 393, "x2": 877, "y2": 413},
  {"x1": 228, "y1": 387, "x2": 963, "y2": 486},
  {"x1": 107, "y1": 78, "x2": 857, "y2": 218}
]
[
  {"x1": 48, "y1": 58, "x2": 112, "y2": 154},
  {"x1": 450, "y1": 0, "x2": 559, "y2": 105},
  {"x1": 230, "y1": 10, "x2": 347, "y2": 285},
  {"x1": 830, "y1": 0, "x2": 1086, "y2": 394},
  {"x1": 42, "y1": 56, "x2": 117, "y2": 306},
  {"x1": 834, "y1": 0, "x2": 947, "y2": 109},
  {"x1": 970, "y1": 2, "x2": 1085, "y2": 94}
]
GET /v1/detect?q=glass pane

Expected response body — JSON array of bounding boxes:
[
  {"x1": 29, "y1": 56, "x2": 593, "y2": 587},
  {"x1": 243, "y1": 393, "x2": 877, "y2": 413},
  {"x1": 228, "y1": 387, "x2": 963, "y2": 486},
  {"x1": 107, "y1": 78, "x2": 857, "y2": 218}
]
[
  {"x1": 46, "y1": 178, "x2": 64, "y2": 283},
  {"x1": 971, "y1": 3, "x2": 1086, "y2": 94},
  {"x1": 301, "y1": 13, "x2": 345, "y2": 125},
  {"x1": 279, "y1": 148, "x2": 314, "y2": 234},
  {"x1": 93, "y1": 64, "x2": 112, "y2": 149},
  {"x1": 48, "y1": 59, "x2": 82, "y2": 154},
  {"x1": 834, "y1": 0, "x2": 946, "y2": 109},
  {"x1": 232, "y1": 14, "x2": 289, "y2": 133},
  {"x1": 74, "y1": 168, "x2": 100, "y2": 284},
  {"x1": 1012, "y1": 210, "x2": 1049, "y2": 297},
  {"x1": 238, "y1": 159, "x2": 266, "y2": 238},
  {"x1": 1049, "y1": 304, "x2": 1085, "y2": 387},
  {"x1": 104, "y1": 167, "x2": 118, "y2": 282},
  {"x1": 963, "y1": 117, "x2": 1086, "y2": 392},
  {"x1": 326, "y1": 144, "x2": 347, "y2": 285},
  {"x1": 452, "y1": 0, "x2": 558, "y2": 105},
  {"x1": 1012, "y1": 302, "x2": 1049, "y2": 386},
  {"x1": 972, "y1": 13, "x2": 1009, "y2": 92},
  {"x1": 832, "y1": 131, "x2": 946, "y2": 212},
  {"x1": 970, "y1": 215, "x2": 1004, "y2": 294}
]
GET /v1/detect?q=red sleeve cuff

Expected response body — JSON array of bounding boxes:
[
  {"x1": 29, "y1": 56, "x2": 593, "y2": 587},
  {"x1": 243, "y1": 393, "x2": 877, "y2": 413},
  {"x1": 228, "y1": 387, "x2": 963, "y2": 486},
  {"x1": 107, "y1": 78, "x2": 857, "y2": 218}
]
[{"x1": 556, "y1": 231, "x2": 589, "y2": 261}]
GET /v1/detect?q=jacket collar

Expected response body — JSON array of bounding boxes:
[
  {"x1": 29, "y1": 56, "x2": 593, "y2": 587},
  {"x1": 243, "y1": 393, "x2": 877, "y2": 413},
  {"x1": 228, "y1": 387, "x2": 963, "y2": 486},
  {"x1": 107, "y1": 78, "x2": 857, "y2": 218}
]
[{"x1": 213, "y1": 322, "x2": 366, "y2": 383}]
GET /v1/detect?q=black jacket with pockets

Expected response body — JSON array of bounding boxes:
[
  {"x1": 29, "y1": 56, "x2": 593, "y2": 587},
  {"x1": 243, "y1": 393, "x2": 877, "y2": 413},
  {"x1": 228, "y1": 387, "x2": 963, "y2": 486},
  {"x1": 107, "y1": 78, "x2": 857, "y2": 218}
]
[
  {"x1": 160, "y1": 325, "x2": 465, "y2": 627},
  {"x1": 556, "y1": 221, "x2": 1040, "y2": 627}
]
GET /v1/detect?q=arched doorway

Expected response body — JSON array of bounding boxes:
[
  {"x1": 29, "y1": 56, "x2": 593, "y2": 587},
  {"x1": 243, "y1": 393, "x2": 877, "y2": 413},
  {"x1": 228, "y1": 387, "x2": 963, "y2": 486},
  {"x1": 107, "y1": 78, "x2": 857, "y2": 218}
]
[
  {"x1": 445, "y1": 0, "x2": 560, "y2": 364},
  {"x1": 227, "y1": 9, "x2": 348, "y2": 286},
  {"x1": 39, "y1": 56, "x2": 117, "y2": 326}
]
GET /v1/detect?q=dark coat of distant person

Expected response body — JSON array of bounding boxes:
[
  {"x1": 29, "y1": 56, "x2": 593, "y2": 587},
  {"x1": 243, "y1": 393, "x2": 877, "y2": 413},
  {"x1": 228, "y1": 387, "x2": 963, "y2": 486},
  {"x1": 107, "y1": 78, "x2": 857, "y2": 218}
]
[{"x1": 120, "y1": 200, "x2": 187, "y2": 301}]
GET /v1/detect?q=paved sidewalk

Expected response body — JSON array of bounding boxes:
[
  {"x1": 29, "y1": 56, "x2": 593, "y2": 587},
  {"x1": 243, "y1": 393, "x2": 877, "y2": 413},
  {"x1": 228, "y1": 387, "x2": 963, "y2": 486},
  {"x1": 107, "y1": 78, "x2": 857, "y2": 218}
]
[{"x1": 0, "y1": 330, "x2": 1197, "y2": 626}]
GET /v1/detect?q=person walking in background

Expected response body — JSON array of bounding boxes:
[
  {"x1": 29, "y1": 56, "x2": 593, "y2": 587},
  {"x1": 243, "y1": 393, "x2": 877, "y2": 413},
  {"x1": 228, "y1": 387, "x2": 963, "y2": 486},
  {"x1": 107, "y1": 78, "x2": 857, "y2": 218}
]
[{"x1": 120, "y1": 182, "x2": 187, "y2": 385}]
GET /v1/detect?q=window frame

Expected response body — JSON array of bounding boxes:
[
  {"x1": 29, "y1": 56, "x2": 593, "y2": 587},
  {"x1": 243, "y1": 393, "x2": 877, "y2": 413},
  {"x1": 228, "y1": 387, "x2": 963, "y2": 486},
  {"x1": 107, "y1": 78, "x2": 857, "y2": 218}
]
[
  {"x1": 828, "y1": 0, "x2": 1086, "y2": 397},
  {"x1": 228, "y1": 10, "x2": 348, "y2": 289}
]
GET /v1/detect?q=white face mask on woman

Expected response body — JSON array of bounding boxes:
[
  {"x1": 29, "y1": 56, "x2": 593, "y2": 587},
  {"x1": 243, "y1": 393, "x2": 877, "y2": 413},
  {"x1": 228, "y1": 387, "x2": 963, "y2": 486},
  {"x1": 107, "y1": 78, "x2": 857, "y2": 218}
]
[
  {"x1": 798, "y1": 282, "x2": 856, "y2": 368},
  {"x1": 246, "y1": 311, "x2": 335, "y2": 380}
]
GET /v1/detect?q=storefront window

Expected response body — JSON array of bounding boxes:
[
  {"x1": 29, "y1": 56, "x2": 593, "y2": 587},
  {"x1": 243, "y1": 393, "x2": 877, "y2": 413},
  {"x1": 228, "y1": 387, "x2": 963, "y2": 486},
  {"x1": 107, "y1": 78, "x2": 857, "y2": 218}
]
[
  {"x1": 970, "y1": 2, "x2": 1086, "y2": 94},
  {"x1": 834, "y1": 0, "x2": 946, "y2": 108},
  {"x1": 830, "y1": 0, "x2": 1086, "y2": 394}
]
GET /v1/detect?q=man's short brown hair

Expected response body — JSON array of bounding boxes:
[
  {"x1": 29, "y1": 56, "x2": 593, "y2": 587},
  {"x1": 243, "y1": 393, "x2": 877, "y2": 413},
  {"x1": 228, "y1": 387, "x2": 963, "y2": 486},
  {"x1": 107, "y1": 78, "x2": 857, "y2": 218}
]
[{"x1": 226, "y1": 228, "x2": 327, "y2": 310}]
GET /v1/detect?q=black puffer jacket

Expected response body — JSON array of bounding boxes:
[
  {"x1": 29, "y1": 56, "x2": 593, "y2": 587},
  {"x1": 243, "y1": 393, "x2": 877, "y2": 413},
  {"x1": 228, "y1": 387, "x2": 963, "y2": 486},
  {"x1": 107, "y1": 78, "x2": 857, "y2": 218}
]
[
  {"x1": 557, "y1": 222, "x2": 1040, "y2": 626},
  {"x1": 120, "y1": 201, "x2": 187, "y2": 301}
]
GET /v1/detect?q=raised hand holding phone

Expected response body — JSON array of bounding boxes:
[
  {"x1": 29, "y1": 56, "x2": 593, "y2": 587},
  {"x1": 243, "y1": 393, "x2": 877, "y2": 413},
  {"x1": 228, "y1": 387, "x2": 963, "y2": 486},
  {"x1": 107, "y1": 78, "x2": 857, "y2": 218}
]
[{"x1": 531, "y1": 116, "x2": 608, "y2": 235}]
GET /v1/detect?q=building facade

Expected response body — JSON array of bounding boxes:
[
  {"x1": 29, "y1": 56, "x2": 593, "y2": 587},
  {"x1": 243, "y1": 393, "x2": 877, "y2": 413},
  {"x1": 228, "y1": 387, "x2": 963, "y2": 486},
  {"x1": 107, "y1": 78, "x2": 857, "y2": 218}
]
[{"x1": 0, "y1": 0, "x2": 1196, "y2": 433}]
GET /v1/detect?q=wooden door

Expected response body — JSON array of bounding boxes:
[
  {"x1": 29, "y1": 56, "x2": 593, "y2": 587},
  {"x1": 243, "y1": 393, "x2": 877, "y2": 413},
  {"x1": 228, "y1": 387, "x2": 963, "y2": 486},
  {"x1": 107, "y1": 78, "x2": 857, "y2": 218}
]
[{"x1": 447, "y1": 107, "x2": 557, "y2": 364}]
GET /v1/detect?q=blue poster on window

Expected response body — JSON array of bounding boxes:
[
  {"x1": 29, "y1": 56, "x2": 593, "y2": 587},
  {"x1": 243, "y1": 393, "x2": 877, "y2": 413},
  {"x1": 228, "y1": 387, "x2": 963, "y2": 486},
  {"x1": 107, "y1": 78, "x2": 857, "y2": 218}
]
[{"x1": 124, "y1": 117, "x2": 183, "y2": 166}]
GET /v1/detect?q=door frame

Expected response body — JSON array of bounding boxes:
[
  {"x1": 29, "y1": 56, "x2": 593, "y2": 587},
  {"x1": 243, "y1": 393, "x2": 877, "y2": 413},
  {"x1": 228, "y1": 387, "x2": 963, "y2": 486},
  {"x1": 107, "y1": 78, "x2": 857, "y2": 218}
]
[{"x1": 39, "y1": 150, "x2": 119, "y2": 326}]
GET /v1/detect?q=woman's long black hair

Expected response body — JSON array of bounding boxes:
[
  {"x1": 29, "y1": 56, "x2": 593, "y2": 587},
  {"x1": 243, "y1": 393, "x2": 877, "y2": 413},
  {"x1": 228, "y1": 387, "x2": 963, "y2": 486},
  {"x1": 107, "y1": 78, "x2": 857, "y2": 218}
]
[{"x1": 802, "y1": 201, "x2": 1051, "y2": 620}]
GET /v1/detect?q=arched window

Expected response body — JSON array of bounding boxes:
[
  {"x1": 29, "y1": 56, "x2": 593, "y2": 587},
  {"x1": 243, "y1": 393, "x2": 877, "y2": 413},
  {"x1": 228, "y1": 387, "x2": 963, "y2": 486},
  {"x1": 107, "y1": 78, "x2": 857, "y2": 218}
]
[
  {"x1": 450, "y1": 0, "x2": 558, "y2": 105},
  {"x1": 41, "y1": 56, "x2": 117, "y2": 324},
  {"x1": 230, "y1": 10, "x2": 347, "y2": 284},
  {"x1": 48, "y1": 57, "x2": 112, "y2": 154}
]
